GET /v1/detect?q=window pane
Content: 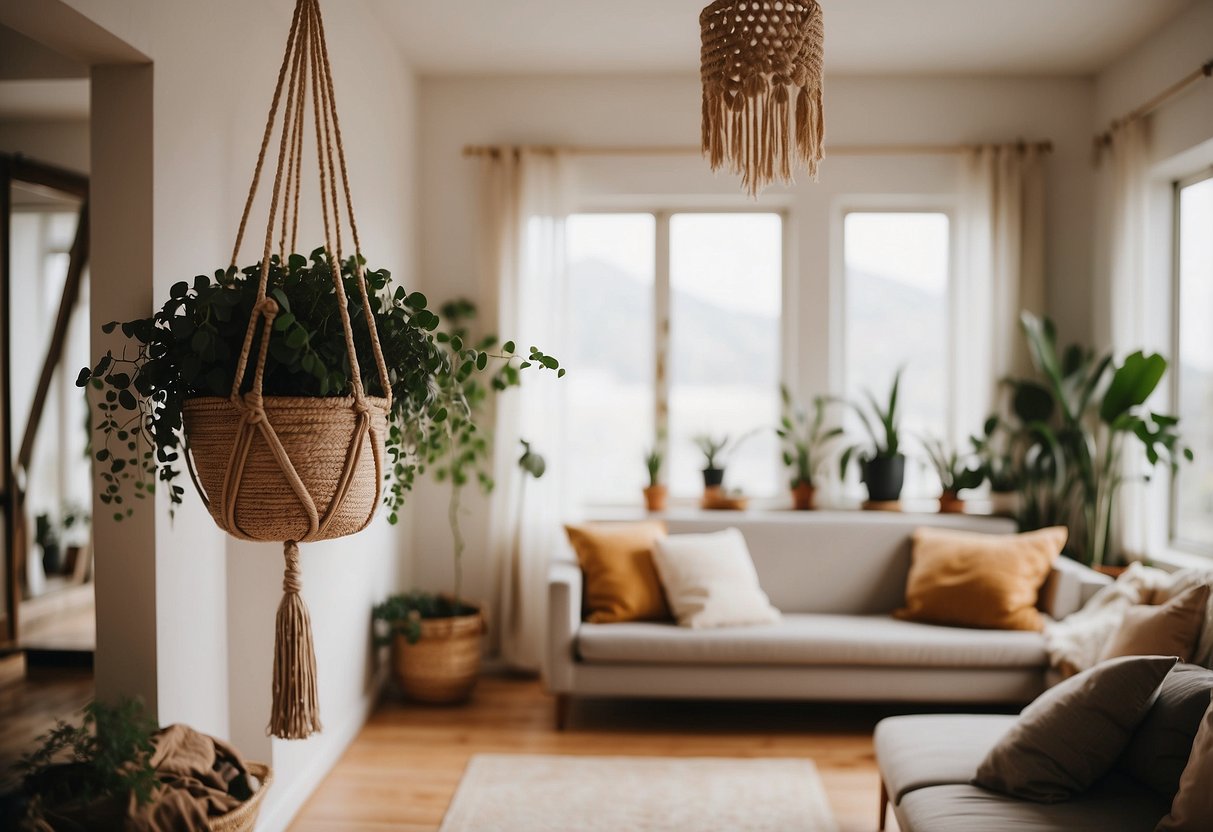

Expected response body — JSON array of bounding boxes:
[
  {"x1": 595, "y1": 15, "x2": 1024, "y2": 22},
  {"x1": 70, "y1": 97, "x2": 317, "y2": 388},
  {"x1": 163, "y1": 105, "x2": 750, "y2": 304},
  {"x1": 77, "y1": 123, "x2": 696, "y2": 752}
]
[
  {"x1": 843, "y1": 212, "x2": 950, "y2": 499},
  {"x1": 566, "y1": 214, "x2": 655, "y2": 505},
  {"x1": 1175, "y1": 176, "x2": 1213, "y2": 551},
  {"x1": 668, "y1": 213, "x2": 782, "y2": 499}
]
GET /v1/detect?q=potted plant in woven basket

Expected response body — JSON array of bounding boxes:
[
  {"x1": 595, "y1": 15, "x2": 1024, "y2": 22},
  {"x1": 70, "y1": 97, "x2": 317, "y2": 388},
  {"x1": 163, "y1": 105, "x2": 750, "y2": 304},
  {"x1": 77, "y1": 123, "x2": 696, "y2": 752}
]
[
  {"x1": 777, "y1": 385, "x2": 841, "y2": 510},
  {"x1": 13, "y1": 699, "x2": 270, "y2": 831},
  {"x1": 75, "y1": 0, "x2": 560, "y2": 739},
  {"x1": 922, "y1": 435, "x2": 985, "y2": 513},
  {"x1": 373, "y1": 301, "x2": 554, "y2": 704}
]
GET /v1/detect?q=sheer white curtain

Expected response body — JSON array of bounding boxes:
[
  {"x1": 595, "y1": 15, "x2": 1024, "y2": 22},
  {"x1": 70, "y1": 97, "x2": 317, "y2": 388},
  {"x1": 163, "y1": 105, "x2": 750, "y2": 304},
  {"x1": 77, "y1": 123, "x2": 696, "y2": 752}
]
[
  {"x1": 477, "y1": 148, "x2": 569, "y2": 670},
  {"x1": 1100, "y1": 118, "x2": 1153, "y2": 558},
  {"x1": 955, "y1": 144, "x2": 1046, "y2": 438}
]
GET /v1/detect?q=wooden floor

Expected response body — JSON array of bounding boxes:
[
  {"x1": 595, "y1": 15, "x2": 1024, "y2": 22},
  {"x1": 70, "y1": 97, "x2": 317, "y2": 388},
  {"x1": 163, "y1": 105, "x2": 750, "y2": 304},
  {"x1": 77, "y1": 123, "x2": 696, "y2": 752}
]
[
  {"x1": 292, "y1": 675, "x2": 931, "y2": 832},
  {"x1": 0, "y1": 654, "x2": 94, "y2": 792}
]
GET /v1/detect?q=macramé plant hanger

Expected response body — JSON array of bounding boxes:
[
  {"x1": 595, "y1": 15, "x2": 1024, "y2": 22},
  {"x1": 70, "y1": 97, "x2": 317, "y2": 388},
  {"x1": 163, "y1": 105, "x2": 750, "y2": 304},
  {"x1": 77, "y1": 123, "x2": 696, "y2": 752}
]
[{"x1": 182, "y1": 0, "x2": 390, "y2": 740}]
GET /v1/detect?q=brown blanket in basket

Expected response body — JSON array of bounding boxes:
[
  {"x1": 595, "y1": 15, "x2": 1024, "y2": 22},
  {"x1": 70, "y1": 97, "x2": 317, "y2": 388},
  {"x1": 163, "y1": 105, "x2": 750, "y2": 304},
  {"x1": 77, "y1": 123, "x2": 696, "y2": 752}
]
[{"x1": 125, "y1": 724, "x2": 258, "y2": 831}]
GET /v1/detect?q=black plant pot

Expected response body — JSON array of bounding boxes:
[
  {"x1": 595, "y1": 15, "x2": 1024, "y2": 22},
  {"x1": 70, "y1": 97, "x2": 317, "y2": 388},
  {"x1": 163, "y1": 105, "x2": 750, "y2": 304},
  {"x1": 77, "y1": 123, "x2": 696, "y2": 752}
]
[
  {"x1": 41, "y1": 543, "x2": 62, "y2": 575},
  {"x1": 862, "y1": 454, "x2": 905, "y2": 502},
  {"x1": 702, "y1": 467, "x2": 725, "y2": 488}
]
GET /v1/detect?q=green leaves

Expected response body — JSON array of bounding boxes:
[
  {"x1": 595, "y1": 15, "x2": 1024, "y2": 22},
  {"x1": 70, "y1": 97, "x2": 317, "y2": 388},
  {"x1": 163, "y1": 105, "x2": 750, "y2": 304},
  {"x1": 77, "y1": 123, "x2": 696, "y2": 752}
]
[{"x1": 1099, "y1": 350, "x2": 1167, "y2": 425}]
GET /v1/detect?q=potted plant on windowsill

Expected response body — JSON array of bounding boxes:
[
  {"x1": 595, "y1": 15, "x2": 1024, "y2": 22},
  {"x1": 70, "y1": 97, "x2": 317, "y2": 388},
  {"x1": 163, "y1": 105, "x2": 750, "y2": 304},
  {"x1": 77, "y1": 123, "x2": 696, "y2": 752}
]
[
  {"x1": 642, "y1": 443, "x2": 667, "y2": 512},
  {"x1": 837, "y1": 369, "x2": 907, "y2": 505},
  {"x1": 922, "y1": 435, "x2": 985, "y2": 513},
  {"x1": 777, "y1": 385, "x2": 841, "y2": 510},
  {"x1": 971, "y1": 415, "x2": 1021, "y2": 516},
  {"x1": 694, "y1": 433, "x2": 730, "y2": 489},
  {"x1": 373, "y1": 299, "x2": 559, "y2": 704}
]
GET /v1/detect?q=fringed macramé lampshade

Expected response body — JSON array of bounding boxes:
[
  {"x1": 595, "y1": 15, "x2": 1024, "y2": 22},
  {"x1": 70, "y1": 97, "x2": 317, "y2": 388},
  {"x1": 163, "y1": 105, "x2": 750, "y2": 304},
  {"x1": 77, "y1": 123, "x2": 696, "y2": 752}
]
[{"x1": 700, "y1": 0, "x2": 825, "y2": 197}]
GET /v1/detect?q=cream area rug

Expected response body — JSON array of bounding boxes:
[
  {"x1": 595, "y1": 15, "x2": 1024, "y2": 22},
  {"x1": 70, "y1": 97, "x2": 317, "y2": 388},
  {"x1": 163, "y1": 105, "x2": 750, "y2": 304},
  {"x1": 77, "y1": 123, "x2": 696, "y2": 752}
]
[{"x1": 439, "y1": 754, "x2": 840, "y2": 832}]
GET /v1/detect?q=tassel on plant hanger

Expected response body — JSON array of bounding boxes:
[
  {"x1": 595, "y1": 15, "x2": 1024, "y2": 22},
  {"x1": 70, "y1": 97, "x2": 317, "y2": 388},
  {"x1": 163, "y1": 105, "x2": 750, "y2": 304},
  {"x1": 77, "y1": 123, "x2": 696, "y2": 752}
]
[{"x1": 269, "y1": 540, "x2": 322, "y2": 739}]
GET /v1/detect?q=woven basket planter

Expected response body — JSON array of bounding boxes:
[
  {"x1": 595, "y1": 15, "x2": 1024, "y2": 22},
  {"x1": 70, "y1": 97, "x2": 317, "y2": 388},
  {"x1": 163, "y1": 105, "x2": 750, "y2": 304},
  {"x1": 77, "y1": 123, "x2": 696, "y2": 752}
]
[
  {"x1": 208, "y1": 762, "x2": 273, "y2": 832},
  {"x1": 183, "y1": 395, "x2": 387, "y2": 542},
  {"x1": 392, "y1": 611, "x2": 485, "y2": 704}
]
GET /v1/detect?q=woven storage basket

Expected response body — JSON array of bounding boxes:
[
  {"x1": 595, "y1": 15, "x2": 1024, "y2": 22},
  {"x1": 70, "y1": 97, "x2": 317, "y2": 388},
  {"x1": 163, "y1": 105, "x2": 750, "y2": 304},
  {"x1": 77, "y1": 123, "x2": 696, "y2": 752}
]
[
  {"x1": 183, "y1": 395, "x2": 387, "y2": 542},
  {"x1": 392, "y1": 612, "x2": 485, "y2": 704},
  {"x1": 208, "y1": 762, "x2": 273, "y2": 832}
]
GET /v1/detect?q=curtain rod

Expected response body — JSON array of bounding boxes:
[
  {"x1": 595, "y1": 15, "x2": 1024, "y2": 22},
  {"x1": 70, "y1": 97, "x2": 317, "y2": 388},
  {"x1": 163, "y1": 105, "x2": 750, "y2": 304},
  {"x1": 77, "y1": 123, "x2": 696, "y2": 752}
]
[
  {"x1": 1095, "y1": 57, "x2": 1213, "y2": 150},
  {"x1": 462, "y1": 141, "x2": 1053, "y2": 159}
]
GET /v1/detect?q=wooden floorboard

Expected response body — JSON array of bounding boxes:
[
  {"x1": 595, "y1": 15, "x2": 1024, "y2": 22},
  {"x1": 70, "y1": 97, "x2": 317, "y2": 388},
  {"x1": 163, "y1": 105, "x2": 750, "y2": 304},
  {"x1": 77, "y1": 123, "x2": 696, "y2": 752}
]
[
  {"x1": 292, "y1": 674, "x2": 925, "y2": 832},
  {"x1": 0, "y1": 656, "x2": 93, "y2": 792}
]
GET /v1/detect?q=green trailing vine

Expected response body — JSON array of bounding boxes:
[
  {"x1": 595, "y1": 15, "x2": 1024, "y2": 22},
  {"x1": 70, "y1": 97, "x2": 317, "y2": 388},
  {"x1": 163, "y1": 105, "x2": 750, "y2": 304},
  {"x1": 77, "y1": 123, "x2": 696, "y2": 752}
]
[{"x1": 77, "y1": 248, "x2": 561, "y2": 524}]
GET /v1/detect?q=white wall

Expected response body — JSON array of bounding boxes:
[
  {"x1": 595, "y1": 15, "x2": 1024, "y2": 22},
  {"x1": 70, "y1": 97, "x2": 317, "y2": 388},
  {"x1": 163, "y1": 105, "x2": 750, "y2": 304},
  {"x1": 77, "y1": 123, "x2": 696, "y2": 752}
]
[
  {"x1": 3, "y1": 1, "x2": 419, "y2": 828},
  {"x1": 413, "y1": 72, "x2": 1095, "y2": 606},
  {"x1": 0, "y1": 119, "x2": 89, "y2": 171}
]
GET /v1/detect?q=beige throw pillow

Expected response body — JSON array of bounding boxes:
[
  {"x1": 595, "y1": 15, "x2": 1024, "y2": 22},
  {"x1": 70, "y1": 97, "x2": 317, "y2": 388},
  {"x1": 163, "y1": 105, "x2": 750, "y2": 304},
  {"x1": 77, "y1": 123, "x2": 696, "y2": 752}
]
[
  {"x1": 1157, "y1": 692, "x2": 1213, "y2": 831},
  {"x1": 1152, "y1": 568, "x2": 1213, "y2": 667},
  {"x1": 1101, "y1": 585, "x2": 1211, "y2": 663},
  {"x1": 973, "y1": 655, "x2": 1178, "y2": 803},
  {"x1": 651, "y1": 528, "x2": 780, "y2": 629}
]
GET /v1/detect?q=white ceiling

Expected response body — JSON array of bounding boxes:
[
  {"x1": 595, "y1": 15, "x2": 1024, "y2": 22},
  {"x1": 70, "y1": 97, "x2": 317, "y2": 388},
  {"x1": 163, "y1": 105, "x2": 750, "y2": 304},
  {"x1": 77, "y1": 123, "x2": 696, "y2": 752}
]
[{"x1": 368, "y1": 0, "x2": 1194, "y2": 76}]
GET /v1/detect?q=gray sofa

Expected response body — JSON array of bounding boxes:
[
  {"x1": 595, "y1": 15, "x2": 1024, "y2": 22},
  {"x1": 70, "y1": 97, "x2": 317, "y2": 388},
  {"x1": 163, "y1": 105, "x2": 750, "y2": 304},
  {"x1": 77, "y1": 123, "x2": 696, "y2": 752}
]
[
  {"x1": 544, "y1": 511, "x2": 1110, "y2": 727},
  {"x1": 875, "y1": 714, "x2": 1170, "y2": 831}
]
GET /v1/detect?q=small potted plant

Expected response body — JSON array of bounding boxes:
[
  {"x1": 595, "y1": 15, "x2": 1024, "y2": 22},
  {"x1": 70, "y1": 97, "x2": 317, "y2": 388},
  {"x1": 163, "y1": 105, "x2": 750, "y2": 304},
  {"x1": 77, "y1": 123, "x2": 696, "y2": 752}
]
[
  {"x1": 837, "y1": 369, "x2": 907, "y2": 504},
  {"x1": 693, "y1": 434, "x2": 730, "y2": 489},
  {"x1": 373, "y1": 300, "x2": 557, "y2": 704},
  {"x1": 971, "y1": 415, "x2": 1021, "y2": 516},
  {"x1": 922, "y1": 435, "x2": 985, "y2": 513},
  {"x1": 642, "y1": 444, "x2": 666, "y2": 512},
  {"x1": 777, "y1": 386, "x2": 842, "y2": 510},
  {"x1": 34, "y1": 512, "x2": 61, "y2": 575}
]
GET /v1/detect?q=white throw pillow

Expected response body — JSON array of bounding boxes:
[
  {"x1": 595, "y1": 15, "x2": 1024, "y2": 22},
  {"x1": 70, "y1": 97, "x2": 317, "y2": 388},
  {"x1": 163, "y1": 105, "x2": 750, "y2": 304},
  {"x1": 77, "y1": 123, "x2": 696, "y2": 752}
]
[{"x1": 651, "y1": 528, "x2": 781, "y2": 629}]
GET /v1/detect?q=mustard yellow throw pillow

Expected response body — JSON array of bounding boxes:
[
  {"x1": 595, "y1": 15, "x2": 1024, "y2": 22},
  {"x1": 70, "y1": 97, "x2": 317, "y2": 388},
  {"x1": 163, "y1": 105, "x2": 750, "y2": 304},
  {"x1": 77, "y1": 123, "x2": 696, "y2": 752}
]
[
  {"x1": 895, "y1": 526, "x2": 1067, "y2": 631},
  {"x1": 564, "y1": 522, "x2": 669, "y2": 624}
]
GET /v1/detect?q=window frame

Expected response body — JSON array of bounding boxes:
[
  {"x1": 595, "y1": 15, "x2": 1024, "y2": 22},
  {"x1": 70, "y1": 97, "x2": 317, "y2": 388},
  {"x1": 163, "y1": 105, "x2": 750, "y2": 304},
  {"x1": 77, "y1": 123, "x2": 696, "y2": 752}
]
[
  {"x1": 566, "y1": 206, "x2": 792, "y2": 506},
  {"x1": 1168, "y1": 167, "x2": 1213, "y2": 556},
  {"x1": 835, "y1": 203, "x2": 959, "y2": 480}
]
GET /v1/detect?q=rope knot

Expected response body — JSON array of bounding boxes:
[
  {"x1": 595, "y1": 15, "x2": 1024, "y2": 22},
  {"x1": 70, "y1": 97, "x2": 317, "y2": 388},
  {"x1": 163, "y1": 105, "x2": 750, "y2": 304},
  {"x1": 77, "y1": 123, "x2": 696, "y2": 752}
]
[
  {"x1": 257, "y1": 297, "x2": 280, "y2": 319},
  {"x1": 283, "y1": 540, "x2": 302, "y2": 594},
  {"x1": 243, "y1": 392, "x2": 267, "y2": 424}
]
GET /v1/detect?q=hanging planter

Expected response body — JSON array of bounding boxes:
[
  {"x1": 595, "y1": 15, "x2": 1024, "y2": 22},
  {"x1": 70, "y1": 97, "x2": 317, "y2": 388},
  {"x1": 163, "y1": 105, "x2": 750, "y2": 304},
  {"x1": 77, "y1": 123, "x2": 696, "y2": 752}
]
[{"x1": 77, "y1": 0, "x2": 561, "y2": 741}]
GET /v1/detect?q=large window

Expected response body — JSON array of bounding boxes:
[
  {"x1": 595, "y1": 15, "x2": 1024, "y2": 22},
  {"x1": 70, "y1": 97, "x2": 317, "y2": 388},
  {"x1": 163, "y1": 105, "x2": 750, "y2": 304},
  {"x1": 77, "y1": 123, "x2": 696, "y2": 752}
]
[
  {"x1": 843, "y1": 211, "x2": 951, "y2": 498},
  {"x1": 566, "y1": 211, "x2": 784, "y2": 504},
  {"x1": 1172, "y1": 172, "x2": 1213, "y2": 553}
]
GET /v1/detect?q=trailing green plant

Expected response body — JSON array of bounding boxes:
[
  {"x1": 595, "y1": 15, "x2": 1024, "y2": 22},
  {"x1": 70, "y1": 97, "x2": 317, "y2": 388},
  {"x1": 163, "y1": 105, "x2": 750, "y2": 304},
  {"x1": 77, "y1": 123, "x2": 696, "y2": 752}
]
[
  {"x1": 999, "y1": 312, "x2": 1190, "y2": 566},
  {"x1": 837, "y1": 367, "x2": 904, "y2": 480},
  {"x1": 776, "y1": 385, "x2": 842, "y2": 488},
  {"x1": 693, "y1": 434, "x2": 731, "y2": 470},
  {"x1": 17, "y1": 698, "x2": 159, "y2": 820},
  {"x1": 921, "y1": 435, "x2": 985, "y2": 495},
  {"x1": 75, "y1": 251, "x2": 560, "y2": 528}
]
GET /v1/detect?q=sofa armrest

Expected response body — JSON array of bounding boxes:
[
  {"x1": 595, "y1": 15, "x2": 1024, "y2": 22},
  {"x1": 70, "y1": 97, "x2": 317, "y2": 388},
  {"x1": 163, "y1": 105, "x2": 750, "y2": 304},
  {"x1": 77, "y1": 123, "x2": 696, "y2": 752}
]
[
  {"x1": 1040, "y1": 556, "x2": 1112, "y2": 620},
  {"x1": 543, "y1": 560, "x2": 582, "y2": 693}
]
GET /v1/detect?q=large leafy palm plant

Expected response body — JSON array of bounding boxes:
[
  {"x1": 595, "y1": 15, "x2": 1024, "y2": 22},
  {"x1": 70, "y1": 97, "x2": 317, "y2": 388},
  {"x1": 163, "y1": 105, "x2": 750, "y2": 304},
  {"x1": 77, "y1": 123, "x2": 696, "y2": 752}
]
[{"x1": 1006, "y1": 312, "x2": 1190, "y2": 565}]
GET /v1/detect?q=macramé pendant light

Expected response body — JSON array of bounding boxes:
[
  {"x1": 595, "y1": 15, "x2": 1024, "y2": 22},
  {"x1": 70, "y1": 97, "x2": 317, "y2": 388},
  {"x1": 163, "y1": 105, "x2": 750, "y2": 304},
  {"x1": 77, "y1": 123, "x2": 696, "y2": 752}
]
[{"x1": 700, "y1": 1, "x2": 825, "y2": 197}]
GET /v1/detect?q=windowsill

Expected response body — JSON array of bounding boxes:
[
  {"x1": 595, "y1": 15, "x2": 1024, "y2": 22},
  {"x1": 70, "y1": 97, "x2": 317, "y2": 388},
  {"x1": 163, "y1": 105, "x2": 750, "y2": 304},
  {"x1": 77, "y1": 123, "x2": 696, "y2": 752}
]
[
  {"x1": 1148, "y1": 547, "x2": 1212, "y2": 572},
  {"x1": 581, "y1": 498, "x2": 1007, "y2": 523}
]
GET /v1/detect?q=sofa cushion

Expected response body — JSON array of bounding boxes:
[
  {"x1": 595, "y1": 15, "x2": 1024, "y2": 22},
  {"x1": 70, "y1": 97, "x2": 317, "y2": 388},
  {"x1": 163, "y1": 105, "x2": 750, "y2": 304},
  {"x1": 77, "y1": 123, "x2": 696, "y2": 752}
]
[
  {"x1": 1117, "y1": 663, "x2": 1213, "y2": 799},
  {"x1": 1157, "y1": 692, "x2": 1213, "y2": 832},
  {"x1": 974, "y1": 655, "x2": 1177, "y2": 803},
  {"x1": 651, "y1": 529, "x2": 780, "y2": 628},
  {"x1": 896, "y1": 778, "x2": 1168, "y2": 832},
  {"x1": 1100, "y1": 584, "x2": 1211, "y2": 663},
  {"x1": 876, "y1": 714, "x2": 1016, "y2": 803},
  {"x1": 564, "y1": 522, "x2": 670, "y2": 623},
  {"x1": 576, "y1": 613, "x2": 1047, "y2": 668}
]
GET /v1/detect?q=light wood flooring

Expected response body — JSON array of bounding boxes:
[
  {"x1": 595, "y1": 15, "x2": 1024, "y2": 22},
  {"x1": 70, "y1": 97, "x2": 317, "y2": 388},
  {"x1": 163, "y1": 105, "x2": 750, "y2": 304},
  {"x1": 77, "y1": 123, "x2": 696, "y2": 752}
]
[{"x1": 288, "y1": 674, "x2": 963, "y2": 832}]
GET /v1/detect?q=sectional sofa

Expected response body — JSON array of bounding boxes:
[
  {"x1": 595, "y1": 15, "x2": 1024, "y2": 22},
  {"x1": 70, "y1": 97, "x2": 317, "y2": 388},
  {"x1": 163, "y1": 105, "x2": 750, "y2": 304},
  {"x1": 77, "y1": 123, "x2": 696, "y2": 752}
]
[{"x1": 544, "y1": 511, "x2": 1109, "y2": 727}]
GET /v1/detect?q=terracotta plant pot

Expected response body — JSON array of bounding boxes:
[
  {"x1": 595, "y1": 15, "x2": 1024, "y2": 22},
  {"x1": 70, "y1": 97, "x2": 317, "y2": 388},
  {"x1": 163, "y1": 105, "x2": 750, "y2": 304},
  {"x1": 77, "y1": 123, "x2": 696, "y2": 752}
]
[
  {"x1": 702, "y1": 486, "x2": 748, "y2": 511},
  {"x1": 791, "y1": 482, "x2": 816, "y2": 510},
  {"x1": 643, "y1": 485, "x2": 668, "y2": 512},
  {"x1": 938, "y1": 490, "x2": 965, "y2": 514},
  {"x1": 1093, "y1": 564, "x2": 1129, "y2": 580},
  {"x1": 392, "y1": 609, "x2": 485, "y2": 704},
  {"x1": 989, "y1": 490, "x2": 1020, "y2": 518}
]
